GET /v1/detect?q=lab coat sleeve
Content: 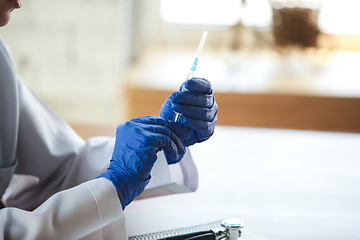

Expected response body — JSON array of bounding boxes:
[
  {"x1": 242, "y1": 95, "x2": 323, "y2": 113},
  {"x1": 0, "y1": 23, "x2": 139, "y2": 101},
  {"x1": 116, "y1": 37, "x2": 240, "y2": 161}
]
[
  {"x1": 5, "y1": 75, "x2": 198, "y2": 211},
  {"x1": 0, "y1": 38, "x2": 19, "y2": 198},
  {"x1": 0, "y1": 178, "x2": 127, "y2": 240},
  {"x1": 1, "y1": 37, "x2": 197, "y2": 212}
]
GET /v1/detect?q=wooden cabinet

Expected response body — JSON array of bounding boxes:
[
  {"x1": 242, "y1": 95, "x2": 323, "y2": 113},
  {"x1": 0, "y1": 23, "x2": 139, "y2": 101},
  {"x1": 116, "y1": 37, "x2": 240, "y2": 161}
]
[{"x1": 126, "y1": 86, "x2": 360, "y2": 133}]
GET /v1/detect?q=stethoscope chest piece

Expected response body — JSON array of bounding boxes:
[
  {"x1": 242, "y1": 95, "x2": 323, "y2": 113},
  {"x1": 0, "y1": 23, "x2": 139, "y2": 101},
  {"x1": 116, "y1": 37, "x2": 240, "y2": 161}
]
[{"x1": 220, "y1": 218, "x2": 245, "y2": 240}]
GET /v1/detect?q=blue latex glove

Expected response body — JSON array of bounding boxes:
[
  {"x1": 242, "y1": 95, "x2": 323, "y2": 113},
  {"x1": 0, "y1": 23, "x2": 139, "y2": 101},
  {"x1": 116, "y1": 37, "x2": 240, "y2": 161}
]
[
  {"x1": 160, "y1": 77, "x2": 218, "y2": 147},
  {"x1": 98, "y1": 116, "x2": 185, "y2": 209}
]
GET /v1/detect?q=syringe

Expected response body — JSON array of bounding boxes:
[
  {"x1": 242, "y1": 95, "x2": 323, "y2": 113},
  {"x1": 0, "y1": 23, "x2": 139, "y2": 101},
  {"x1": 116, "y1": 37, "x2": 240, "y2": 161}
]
[{"x1": 173, "y1": 31, "x2": 208, "y2": 122}]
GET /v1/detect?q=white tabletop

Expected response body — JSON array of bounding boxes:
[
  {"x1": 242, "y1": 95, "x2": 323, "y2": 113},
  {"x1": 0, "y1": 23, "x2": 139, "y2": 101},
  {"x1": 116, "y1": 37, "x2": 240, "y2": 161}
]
[{"x1": 125, "y1": 126, "x2": 360, "y2": 240}]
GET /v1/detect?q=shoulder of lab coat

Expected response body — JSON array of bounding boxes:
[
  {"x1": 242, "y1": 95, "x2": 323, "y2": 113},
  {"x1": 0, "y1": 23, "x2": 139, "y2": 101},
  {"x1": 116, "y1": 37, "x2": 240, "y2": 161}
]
[{"x1": 0, "y1": 178, "x2": 127, "y2": 240}]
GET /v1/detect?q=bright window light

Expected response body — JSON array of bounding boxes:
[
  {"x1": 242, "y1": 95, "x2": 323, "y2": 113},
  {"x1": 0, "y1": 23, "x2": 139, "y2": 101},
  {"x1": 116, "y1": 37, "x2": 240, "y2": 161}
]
[
  {"x1": 318, "y1": 0, "x2": 360, "y2": 35},
  {"x1": 160, "y1": 0, "x2": 242, "y2": 27},
  {"x1": 161, "y1": 0, "x2": 360, "y2": 35},
  {"x1": 160, "y1": 0, "x2": 273, "y2": 28},
  {"x1": 240, "y1": 0, "x2": 273, "y2": 28}
]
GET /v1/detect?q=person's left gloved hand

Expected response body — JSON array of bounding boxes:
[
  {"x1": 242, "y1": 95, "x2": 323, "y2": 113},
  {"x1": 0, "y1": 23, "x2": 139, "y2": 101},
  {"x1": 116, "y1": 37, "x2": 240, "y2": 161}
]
[
  {"x1": 160, "y1": 77, "x2": 218, "y2": 147},
  {"x1": 99, "y1": 116, "x2": 185, "y2": 209}
]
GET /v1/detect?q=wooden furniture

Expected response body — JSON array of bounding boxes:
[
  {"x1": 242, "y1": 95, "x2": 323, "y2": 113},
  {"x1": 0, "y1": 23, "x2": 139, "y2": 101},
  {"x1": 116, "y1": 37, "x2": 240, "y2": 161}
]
[
  {"x1": 70, "y1": 123, "x2": 116, "y2": 140},
  {"x1": 126, "y1": 86, "x2": 360, "y2": 133}
]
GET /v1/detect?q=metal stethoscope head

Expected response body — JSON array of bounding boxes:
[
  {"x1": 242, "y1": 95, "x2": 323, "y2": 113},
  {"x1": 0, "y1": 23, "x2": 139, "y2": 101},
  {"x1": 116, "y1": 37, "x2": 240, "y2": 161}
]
[{"x1": 212, "y1": 218, "x2": 245, "y2": 240}]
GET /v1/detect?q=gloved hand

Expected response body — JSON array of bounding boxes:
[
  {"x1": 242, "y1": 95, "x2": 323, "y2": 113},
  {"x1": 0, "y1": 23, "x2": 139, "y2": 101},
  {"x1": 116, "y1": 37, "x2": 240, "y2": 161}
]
[
  {"x1": 160, "y1": 77, "x2": 218, "y2": 147},
  {"x1": 98, "y1": 116, "x2": 185, "y2": 209}
]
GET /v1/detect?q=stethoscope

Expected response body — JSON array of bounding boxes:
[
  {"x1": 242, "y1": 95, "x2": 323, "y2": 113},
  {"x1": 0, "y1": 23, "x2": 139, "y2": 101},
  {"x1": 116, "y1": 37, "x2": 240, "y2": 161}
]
[{"x1": 159, "y1": 218, "x2": 244, "y2": 240}]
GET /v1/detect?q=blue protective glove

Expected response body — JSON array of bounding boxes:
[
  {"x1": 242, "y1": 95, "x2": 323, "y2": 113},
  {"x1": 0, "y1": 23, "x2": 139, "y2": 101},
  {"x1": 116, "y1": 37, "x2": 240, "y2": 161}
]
[
  {"x1": 98, "y1": 116, "x2": 185, "y2": 209},
  {"x1": 160, "y1": 77, "x2": 218, "y2": 147}
]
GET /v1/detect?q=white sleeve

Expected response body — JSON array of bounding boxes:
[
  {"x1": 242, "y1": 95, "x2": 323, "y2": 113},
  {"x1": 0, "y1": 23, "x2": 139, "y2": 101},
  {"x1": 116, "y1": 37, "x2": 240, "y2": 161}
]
[
  {"x1": 0, "y1": 178, "x2": 127, "y2": 240},
  {"x1": 1, "y1": 37, "x2": 198, "y2": 211},
  {"x1": 137, "y1": 149, "x2": 198, "y2": 199}
]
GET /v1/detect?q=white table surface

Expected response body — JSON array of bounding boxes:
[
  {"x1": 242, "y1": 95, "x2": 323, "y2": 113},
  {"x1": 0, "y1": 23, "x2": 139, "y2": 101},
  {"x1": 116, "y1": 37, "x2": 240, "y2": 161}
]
[{"x1": 124, "y1": 126, "x2": 360, "y2": 240}]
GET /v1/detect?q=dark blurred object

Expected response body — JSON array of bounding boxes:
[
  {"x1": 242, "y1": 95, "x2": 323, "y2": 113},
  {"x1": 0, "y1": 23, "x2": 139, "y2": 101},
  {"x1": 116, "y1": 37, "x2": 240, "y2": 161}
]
[{"x1": 272, "y1": 1, "x2": 320, "y2": 48}]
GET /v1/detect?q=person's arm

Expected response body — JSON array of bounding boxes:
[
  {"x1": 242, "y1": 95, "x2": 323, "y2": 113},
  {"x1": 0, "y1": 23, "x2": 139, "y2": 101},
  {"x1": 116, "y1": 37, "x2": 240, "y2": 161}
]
[
  {"x1": 0, "y1": 38, "x2": 19, "y2": 199},
  {"x1": 0, "y1": 37, "x2": 91, "y2": 210},
  {"x1": 1, "y1": 37, "x2": 199, "y2": 210},
  {"x1": 5, "y1": 78, "x2": 196, "y2": 209},
  {"x1": 0, "y1": 178, "x2": 127, "y2": 240},
  {"x1": 0, "y1": 37, "x2": 198, "y2": 239}
]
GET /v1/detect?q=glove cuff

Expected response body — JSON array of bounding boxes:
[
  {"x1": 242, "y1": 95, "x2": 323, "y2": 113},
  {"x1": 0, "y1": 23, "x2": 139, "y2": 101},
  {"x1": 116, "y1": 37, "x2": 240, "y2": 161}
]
[{"x1": 98, "y1": 170, "x2": 150, "y2": 210}]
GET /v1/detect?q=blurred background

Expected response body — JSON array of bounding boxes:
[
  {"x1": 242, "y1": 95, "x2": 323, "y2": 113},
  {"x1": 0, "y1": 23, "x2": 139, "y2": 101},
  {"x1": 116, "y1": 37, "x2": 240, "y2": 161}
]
[
  {"x1": 2, "y1": 2, "x2": 360, "y2": 239},
  {"x1": 1, "y1": 0, "x2": 360, "y2": 137}
]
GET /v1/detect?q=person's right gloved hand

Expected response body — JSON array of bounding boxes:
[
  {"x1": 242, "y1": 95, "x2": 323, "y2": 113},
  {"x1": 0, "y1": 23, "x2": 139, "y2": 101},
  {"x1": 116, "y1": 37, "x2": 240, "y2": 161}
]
[
  {"x1": 160, "y1": 78, "x2": 217, "y2": 147},
  {"x1": 98, "y1": 116, "x2": 185, "y2": 209}
]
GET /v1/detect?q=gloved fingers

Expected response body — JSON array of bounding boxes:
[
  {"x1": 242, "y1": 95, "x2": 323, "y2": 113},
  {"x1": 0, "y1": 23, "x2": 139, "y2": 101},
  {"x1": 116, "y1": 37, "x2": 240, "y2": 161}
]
[
  {"x1": 182, "y1": 77, "x2": 212, "y2": 94},
  {"x1": 173, "y1": 101, "x2": 217, "y2": 122},
  {"x1": 118, "y1": 116, "x2": 185, "y2": 156},
  {"x1": 159, "y1": 99, "x2": 174, "y2": 119},
  {"x1": 115, "y1": 117, "x2": 186, "y2": 167},
  {"x1": 171, "y1": 91, "x2": 214, "y2": 108},
  {"x1": 139, "y1": 120, "x2": 187, "y2": 164},
  {"x1": 179, "y1": 114, "x2": 217, "y2": 140},
  {"x1": 133, "y1": 115, "x2": 191, "y2": 141},
  {"x1": 159, "y1": 78, "x2": 218, "y2": 147},
  {"x1": 150, "y1": 131, "x2": 185, "y2": 163},
  {"x1": 164, "y1": 149, "x2": 185, "y2": 164},
  {"x1": 131, "y1": 118, "x2": 186, "y2": 158},
  {"x1": 165, "y1": 120, "x2": 191, "y2": 139},
  {"x1": 142, "y1": 124, "x2": 185, "y2": 153},
  {"x1": 131, "y1": 115, "x2": 168, "y2": 126}
]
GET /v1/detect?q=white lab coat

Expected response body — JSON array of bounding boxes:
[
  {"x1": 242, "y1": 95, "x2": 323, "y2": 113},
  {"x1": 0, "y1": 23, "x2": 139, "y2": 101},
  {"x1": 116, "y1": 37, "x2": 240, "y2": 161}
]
[{"x1": 0, "y1": 38, "x2": 198, "y2": 239}]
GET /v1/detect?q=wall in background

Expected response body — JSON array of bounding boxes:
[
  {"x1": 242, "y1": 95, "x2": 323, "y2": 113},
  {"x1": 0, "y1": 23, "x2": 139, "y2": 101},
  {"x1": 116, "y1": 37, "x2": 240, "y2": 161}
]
[{"x1": 0, "y1": 0, "x2": 133, "y2": 125}]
